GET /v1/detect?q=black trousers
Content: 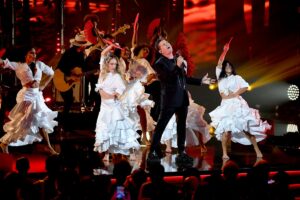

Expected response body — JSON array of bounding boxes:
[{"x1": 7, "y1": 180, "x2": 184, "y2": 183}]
[
  {"x1": 84, "y1": 75, "x2": 101, "y2": 111},
  {"x1": 150, "y1": 105, "x2": 188, "y2": 154},
  {"x1": 60, "y1": 89, "x2": 73, "y2": 129}
]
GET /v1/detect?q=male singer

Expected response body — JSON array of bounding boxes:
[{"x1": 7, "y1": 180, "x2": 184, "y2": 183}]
[{"x1": 148, "y1": 38, "x2": 214, "y2": 164}]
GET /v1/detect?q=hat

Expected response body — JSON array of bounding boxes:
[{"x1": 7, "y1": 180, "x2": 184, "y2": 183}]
[{"x1": 70, "y1": 33, "x2": 92, "y2": 47}]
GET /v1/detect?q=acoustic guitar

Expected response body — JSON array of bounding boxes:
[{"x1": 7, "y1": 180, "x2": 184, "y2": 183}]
[{"x1": 53, "y1": 67, "x2": 99, "y2": 92}]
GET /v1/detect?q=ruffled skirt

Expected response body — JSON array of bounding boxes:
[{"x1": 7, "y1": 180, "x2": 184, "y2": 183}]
[
  {"x1": 120, "y1": 83, "x2": 155, "y2": 132},
  {"x1": 186, "y1": 102, "x2": 211, "y2": 145},
  {"x1": 209, "y1": 96, "x2": 271, "y2": 145},
  {"x1": 0, "y1": 88, "x2": 58, "y2": 146},
  {"x1": 161, "y1": 102, "x2": 211, "y2": 147},
  {"x1": 160, "y1": 115, "x2": 177, "y2": 145},
  {"x1": 94, "y1": 99, "x2": 140, "y2": 155}
]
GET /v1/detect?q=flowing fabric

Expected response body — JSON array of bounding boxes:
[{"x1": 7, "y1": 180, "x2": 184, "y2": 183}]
[
  {"x1": 209, "y1": 67, "x2": 271, "y2": 145},
  {"x1": 160, "y1": 99, "x2": 211, "y2": 148},
  {"x1": 1, "y1": 88, "x2": 58, "y2": 146},
  {"x1": 94, "y1": 73, "x2": 140, "y2": 155},
  {"x1": 0, "y1": 59, "x2": 57, "y2": 146}
]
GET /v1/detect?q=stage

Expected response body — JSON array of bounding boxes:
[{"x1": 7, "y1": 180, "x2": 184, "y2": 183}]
[{"x1": 3, "y1": 126, "x2": 300, "y2": 175}]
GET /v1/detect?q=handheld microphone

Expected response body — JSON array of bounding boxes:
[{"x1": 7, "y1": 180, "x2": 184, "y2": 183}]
[
  {"x1": 175, "y1": 50, "x2": 187, "y2": 70},
  {"x1": 175, "y1": 50, "x2": 181, "y2": 59}
]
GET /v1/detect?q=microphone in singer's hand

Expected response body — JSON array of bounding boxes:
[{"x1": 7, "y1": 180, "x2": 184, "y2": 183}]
[
  {"x1": 175, "y1": 50, "x2": 181, "y2": 59},
  {"x1": 175, "y1": 50, "x2": 186, "y2": 69}
]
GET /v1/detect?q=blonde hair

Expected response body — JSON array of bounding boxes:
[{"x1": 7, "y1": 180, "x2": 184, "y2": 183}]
[{"x1": 100, "y1": 54, "x2": 122, "y2": 81}]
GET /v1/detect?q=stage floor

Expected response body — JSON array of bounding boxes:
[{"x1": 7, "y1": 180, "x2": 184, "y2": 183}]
[{"x1": 4, "y1": 128, "x2": 300, "y2": 175}]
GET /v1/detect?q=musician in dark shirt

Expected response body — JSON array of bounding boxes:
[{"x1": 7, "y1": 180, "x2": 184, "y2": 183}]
[{"x1": 56, "y1": 33, "x2": 90, "y2": 131}]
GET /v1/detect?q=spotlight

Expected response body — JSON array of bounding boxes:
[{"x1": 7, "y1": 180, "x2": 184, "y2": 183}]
[
  {"x1": 209, "y1": 126, "x2": 215, "y2": 135},
  {"x1": 286, "y1": 124, "x2": 298, "y2": 133},
  {"x1": 247, "y1": 85, "x2": 252, "y2": 91},
  {"x1": 209, "y1": 84, "x2": 217, "y2": 90},
  {"x1": 287, "y1": 85, "x2": 299, "y2": 101}
]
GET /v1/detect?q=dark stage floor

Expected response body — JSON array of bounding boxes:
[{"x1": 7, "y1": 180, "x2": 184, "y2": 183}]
[{"x1": 4, "y1": 126, "x2": 300, "y2": 175}]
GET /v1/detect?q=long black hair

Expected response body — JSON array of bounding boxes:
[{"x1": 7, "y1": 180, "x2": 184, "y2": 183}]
[
  {"x1": 218, "y1": 60, "x2": 236, "y2": 80},
  {"x1": 4, "y1": 46, "x2": 34, "y2": 63},
  {"x1": 133, "y1": 44, "x2": 153, "y2": 63}
]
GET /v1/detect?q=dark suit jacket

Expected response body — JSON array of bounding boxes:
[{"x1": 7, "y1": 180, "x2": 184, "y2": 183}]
[{"x1": 153, "y1": 56, "x2": 202, "y2": 108}]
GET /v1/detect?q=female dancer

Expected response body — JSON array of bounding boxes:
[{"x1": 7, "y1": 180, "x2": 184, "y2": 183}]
[
  {"x1": 130, "y1": 23, "x2": 159, "y2": 145},
  {"x1": 0, "y1": 47, "x2": 58, "y2": 154},
  {"x1": 161, "y1": 92, "x2": 211, "y2": 153},
  {"x1": 94, "y1": 54, "x2": 140, "y2": 158},
  {"x1": 209, "y1": 39, "x2": 271, "y2": 159},
  {"x1": 120, "y1": 65, "x2": 155, "y2": 137}
]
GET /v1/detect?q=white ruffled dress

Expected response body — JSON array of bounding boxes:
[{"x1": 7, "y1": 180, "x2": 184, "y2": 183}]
[
  {"x1": 160, "y1": 98, "x2": 211, "y2": 148},
  {"x1": 185, "y1": 100, "x2": 211, "y2": 146},
  {"x1": 94, "y1": 73, "x2": 140, "y2": 155},
  {"x1": 119, "y1": 78, "x2": 155, "y2": 132},
  {"x1": 209, "y1": 67, "x2": 271, "y2": 145},
  {"x1": 0, "y1": 59, "x2": 58, "y2": 146}
]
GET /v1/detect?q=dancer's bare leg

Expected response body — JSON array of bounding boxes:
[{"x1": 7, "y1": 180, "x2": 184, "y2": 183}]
[
  {"x1": 196, "y1": 131, "x2": 207, "y2": 153},
  {"x1": 130, "y1": 148, "x2": 136, "y2": 160},
  {"x1": 138, "y1": 106, "x2": 150, "y2": 145},
  {"x1": 165, "y1": 139, "x2": 172, "y2": 153},
  {"x1": 0, "y1": 142, "x2": 9, "y2": 153},
  {"x1": 146, "y1": 131, "x2": 153, "y2": 146},
  {"x1": 103, "y1": 152, "x2": 110, "y2": 161},
  {"x1": 40, "y1": 128, "x2": 59, "y2": 155},
  {"x1": 141, "y1": 132, "x2": 150, "y2": 145},
  {"x1": 244, "y1": 132, "x2": 263, "y2": 158},
  {"x1": 222, "y1": 132, "x2": 230, "y2": 159}
]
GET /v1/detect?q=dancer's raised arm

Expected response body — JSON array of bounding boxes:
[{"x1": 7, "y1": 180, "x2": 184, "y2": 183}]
[{"x1": 217, "y1": 37, "x2": 233, "y2": 68}]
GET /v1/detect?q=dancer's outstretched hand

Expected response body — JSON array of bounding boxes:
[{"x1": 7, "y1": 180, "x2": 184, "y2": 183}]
[{"x1": 202, "y1": 73, "x2": 216, "y2": 84}]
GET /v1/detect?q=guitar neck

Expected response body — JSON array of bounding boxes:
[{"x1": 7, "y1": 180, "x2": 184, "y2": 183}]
[{"x1": 111, "y1": 30, "x2": 122, "y2": 38}]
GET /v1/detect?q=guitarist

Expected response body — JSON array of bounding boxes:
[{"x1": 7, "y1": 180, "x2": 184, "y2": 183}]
[{"x1": 56, "y1": 33, "x2": 91, "y2": 132}]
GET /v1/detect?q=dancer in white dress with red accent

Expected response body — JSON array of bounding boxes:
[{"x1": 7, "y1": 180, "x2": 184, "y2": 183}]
[
  {"x1": 0, "y1": 47, "x2": 58, "y2": 154},
  {"x1": 94, "y1": 54, "x2": 140, "y2": 157},
  {"x1": 209, "y1": 39, "x2": 271, "y2": 159},
  {"x1": 120, "y1": 65, "x2": 155, "y2": 135},
  {"x1": 161, "y1": 92, "x2": 211, "y2": 153}
]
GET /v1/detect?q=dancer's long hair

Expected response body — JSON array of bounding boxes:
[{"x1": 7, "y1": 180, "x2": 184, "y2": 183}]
[
  {"x1": 218, "y1": 60, "x2": 237, "y2": 80},
  {"x1": 99, "y1": 54, "x2": 122, "y2": 81},
  {"x1": 133, "y1": 44, "x2": 154, "y2": 63}
]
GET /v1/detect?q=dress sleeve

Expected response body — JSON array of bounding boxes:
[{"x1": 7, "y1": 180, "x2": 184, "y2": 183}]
[
  {"x1": 95, "y1": 74, "x2": 103, "y2": 92},
  {"x1": 114, "y1": 74, "x2": 126, "y2": 95},
  {"x1": 216, "y1": 67, "x2": 221, "y2": 80},
  {"x1": 2, "y1": 59, "x2": 18, "y2": 70},
  {"x1": 39, "y1": 61, "x2": 54, "y2": 76},
  {"x1": 139, "y1": 58, "x2": 156, "y2": 75},
  {"x1": 99, "y1": 56, "x2": 105, "y2": 70},
  {"x1": 236, "y1": 75, "x2": 249, "y2": 88}
]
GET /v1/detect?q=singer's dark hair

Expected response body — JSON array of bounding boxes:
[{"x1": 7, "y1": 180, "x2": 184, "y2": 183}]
[
  {"x1": 218, "y1": 60, "x2": 236, "y2": 80},
  {"x1": 154, "y1": 37, "x2": 164, "y2": 51}
]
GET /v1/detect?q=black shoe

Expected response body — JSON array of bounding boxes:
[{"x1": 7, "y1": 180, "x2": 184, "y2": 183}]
[
  {"x1": 147, "y1": 152, "x2": 160, "y2": 163},
  {"x1": 175, "y1": 152, "x2": 193, "y2": 168},
  {"x1": 155, "y1": 148, "x2": 166, "y2": 159}
]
